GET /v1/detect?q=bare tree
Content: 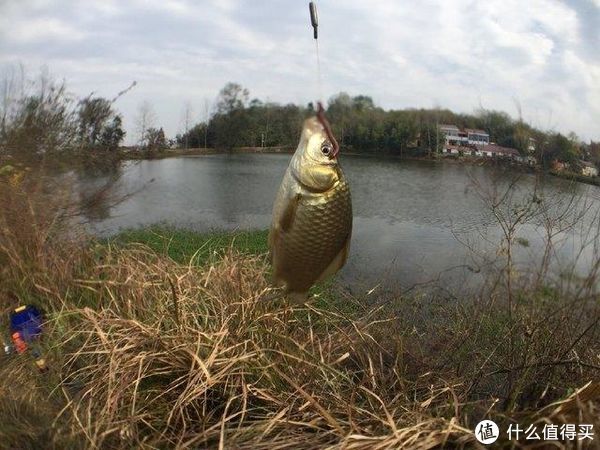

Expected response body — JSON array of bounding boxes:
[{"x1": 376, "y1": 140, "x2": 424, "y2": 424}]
[
  {"x1": 135, "y1": 100, "x2": 156, "y2": 149},
  {"x1": 0, "y1": 66, "x2": 79, "y2": 155},
  {"x1": 181, "y1": 101, "x2": 193, "y2": 150},
  {"x1": 203, "y1": 98, "x2": 211, "y2": 149},
  {"x1": 0, "y1": 64, "x2": 25, "y2": 133}
]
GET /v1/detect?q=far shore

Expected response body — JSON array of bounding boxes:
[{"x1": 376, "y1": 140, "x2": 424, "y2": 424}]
[
  {"x1": 122, "y1": 146, "x2": 294, "y2": 160},
  {"x1": 119, "y1": 146, "x2": 600, "y2": 187},
  {"x1": 120, "y1": 145, "x2": 538, "y2": 169}
]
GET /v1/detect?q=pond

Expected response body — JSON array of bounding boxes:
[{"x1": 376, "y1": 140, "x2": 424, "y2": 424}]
[{"x1": 81, "y1": 154, "x2": 600, "y2": 296}]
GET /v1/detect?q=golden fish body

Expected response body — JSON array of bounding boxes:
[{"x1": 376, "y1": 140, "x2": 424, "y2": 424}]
[{"x1": 268, "y1": 116, "x2": 352, "y2": 302}]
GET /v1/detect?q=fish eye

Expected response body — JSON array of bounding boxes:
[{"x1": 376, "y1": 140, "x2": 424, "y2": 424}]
[{"x1": 321, "y1": 144, "x2": 332, "y2": 156}]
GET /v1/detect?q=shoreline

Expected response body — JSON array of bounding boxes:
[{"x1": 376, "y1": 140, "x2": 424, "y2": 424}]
[
  {"x1": 119, "y1": 147, "x2": 600, "y2": 187},
  {"x1": 122, "y1": 146, "x2": 294, "y2": 160},
  {"x1": 121, "y1": 146, "x2": 538, "y2": 169}
]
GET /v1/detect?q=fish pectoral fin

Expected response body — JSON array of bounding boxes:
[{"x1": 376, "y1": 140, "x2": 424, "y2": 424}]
[
  {"x1": 316, "y1": 234, "x2": 351, "y2": 283},
  {"x1": 279, "y1": 193, "x2": 301, "y2": 232}
]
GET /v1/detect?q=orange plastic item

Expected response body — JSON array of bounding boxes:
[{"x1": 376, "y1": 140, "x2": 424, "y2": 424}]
[{"x1": 11, "y1": 332, "x2": 28, "y2": 354}]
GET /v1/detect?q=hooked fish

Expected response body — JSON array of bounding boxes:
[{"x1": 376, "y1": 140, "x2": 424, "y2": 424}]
[{"x1": 268, "y1": 104, "x2": 352, "y2": 303}]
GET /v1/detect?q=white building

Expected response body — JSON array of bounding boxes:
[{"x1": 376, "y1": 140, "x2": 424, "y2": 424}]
[
  {"x1": 475, "y1": 144, "x2": 519, "y2": 159},
  {"x1": 438, "y1": 125, "x2": 530, "y2": 162},
  {"x1": 465, "y1": 128, "x2": 490, "y2": 146},
  {"x1": 439, "y1": 124, "x2": 459, "y2": 140},
  {"x1": 581, "y1": 160, "x2": 598, "y2": 177},
  {"x1": 439, "y1": 124, "x2": 489, "y2": 147},
  {"x1": 439, "y1": 124, "x2": 468, "y2": 146}
]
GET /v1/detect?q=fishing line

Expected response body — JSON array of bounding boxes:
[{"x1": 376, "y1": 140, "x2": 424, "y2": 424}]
[
  {"x1": 309, "y1": 2, "x2": 323, "y2": 106},
  {"x1": 315, "y1": 39, "x2": 323, "y2": 105}
]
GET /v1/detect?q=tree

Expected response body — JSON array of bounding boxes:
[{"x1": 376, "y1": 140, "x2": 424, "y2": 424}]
[
  {"x1": 170, "y1": 83, "x2": 589, "y2": 162},
  {"x1": 476, "y1": 109, "x2": 516, "y2": 147},
  {"x1": 540, "y1": 133, "x2": 581, "y2": 168},
  {"x1": 181, "y1": 101, "x2": 193, "y2": 150},
  {"x1": 98, "y1": 115, "x2": 125, "y2": 151},
  {"x1": 418, "y1": 121, "x2": 444, "y2": 156},
  {"x1": 589, "y1": 141, "x2": 600, "y2": 167},
  {"x1": 513, "y1": 121, "x2": 532, "y2": 155},
  {"x1": 144, "y1": 127, "x2": 167, "y2": 154},
  {"x1": 0, "y1": 69, "x2": 79, "y2": 155},
  {"x1": 327, "y1": 93, "x2": 353, "y2": 146},
  {"x1": 177, "y1": 123, "x2": 207, "y2": 148},
  {"x1": 78, "y1": 97, "x2": 111, "y2": 146},
  {"x1": 78, "y1": 96, "x2": 125, "y2": 150},
  {"x1": 135, "y1": 101, "x2": 156, "y2": 148},
  {"x1": 215, "y1": 82, "x2": 249, "y2": 115},
  {"x1": 203, "y1": 98, "x2": 212, "y2": 148},
  {"x1": 352, "y1": 95, "x2": 375, "y2": 111}
]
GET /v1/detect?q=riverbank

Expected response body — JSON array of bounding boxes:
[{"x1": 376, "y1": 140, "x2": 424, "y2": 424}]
[
  {"x1": 121, "y1": 146, "x2": 542, "y2": 173},
  {"x1": 119, "y1": 146, "x2": 600, "y2": 188},
  {"x1": 1, "y1": 171, "x2": 599, "y2": 448},
  {"x1": 549, "y1": 169, "x2": 600, "y2": 187},
  {"x1": 122, "y1": 146, "x2": 294, "y2": 160}
]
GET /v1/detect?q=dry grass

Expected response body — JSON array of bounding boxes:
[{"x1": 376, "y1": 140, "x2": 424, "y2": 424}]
[
  {"x1": 1, "y1": 166, "x2": 599, "y2": 449},
  {"x1": 2, "y1": 246, "x2": 475, "y2": 448},
  {"x1": 48, "y1": 247, "x2": 476, "y2": 449}
]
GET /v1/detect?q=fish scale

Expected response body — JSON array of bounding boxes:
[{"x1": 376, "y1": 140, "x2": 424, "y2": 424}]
[
  {"x1": 276, "y1": 180, "x2": 351, "y2": 291},
  {"x1": 281, "y1": 180, "x2": 351, "y2": 287}
]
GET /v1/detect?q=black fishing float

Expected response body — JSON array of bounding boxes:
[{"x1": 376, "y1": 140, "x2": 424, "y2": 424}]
[{"x1": 309, "y1": 2, "x2": 318, "y2": 39}]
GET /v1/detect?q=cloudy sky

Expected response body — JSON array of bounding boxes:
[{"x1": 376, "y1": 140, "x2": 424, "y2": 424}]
[{"x1": 0, "y1": 0, "x2": 599, "y2": 143}]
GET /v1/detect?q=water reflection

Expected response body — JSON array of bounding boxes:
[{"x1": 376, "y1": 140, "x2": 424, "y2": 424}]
[{"x1": 76, "y1": 157, "x2": 124, "y2": 222}]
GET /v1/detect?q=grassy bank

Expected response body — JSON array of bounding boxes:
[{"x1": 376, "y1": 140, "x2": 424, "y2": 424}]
[
  {"x1": 110, "y1": 227, "x2": 357, "y2": 316},
  {"x1": 1, "y1": 171, "x2": 599, "y2": 448},
  {"x1": 111, "y1": 226, "x2": 270, "y2": 265}
]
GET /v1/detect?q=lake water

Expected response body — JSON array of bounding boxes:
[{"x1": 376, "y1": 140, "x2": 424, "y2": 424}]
[{"x1": 81, "y1": 154, "x2": 600, "y2": 296}]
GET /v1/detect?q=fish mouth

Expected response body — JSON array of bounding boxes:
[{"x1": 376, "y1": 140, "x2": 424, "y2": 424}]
[{"x1": 316, "y1": 102, "x2": 339, "y2": 159}]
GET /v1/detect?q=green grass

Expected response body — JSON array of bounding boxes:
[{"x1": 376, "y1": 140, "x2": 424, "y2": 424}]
[
  {"x1": 108, "y1": 226, "x2": 365, "y2": 317},
  {"x1": 110, "y1": 226, "x2": 269, "y2": 265}
]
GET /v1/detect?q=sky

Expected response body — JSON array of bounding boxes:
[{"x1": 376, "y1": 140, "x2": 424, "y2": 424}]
[{"x1": 0, "y1": 0, "x2": 599, "y2": 144}]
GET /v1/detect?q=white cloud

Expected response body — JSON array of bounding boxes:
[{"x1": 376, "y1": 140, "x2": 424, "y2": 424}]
[
  {"x1": 0, "y1": 0, "x2": 598, "y2": 142},
  {"x1": 0, "y1": 17, "x2": 87, "y2": 43}
]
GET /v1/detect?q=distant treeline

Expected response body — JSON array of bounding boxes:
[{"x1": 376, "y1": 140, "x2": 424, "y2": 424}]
[
  {"x1": 179, "y1": 83, "x2": 599, "y2": 169},
  {"x1": 1, "y1": 69, "x2": 598, "y2": 169}
]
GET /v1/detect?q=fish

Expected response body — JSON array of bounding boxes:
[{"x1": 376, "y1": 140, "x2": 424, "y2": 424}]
[{"x1": 268, "y1": 104, "x2": 352, "y2": 303}]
